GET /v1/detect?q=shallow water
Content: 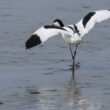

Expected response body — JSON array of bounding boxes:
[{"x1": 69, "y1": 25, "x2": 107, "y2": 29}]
[{"x1": 0, "y1": 0, "x2": 110, "y2": 110}]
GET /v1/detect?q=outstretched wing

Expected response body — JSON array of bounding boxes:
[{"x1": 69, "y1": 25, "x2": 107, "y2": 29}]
[
  {"x1": 25, "y1": 25, "x2": 70, "y2": 49},
  {"x1": 75, "y1": 10, "x2": 110, "y2": 37}
]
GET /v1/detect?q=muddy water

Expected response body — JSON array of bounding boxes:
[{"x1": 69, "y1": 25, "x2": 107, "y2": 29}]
[{"x1": 0, "y1": 0, "x2": 110, "y2": 110}]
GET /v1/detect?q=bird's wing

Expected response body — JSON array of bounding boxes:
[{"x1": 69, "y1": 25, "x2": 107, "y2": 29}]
[
  {"x1": 75, "y1": 10, "x2": 110, "y2": 37},
  {"x1": 25, "y1": 25, "x2": 70, "y2": 49}
]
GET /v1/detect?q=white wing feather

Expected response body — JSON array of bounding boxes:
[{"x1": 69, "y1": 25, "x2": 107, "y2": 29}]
[
  {"x1": 76, "y1": 10, "x2": 110, "y2": 37},
  {"x1": 33, "y1": 27, "x2": 70, "y2": 43}
]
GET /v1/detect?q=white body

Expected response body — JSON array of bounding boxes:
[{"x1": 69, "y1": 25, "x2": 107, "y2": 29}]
[{"x1": 62, "y1": 26, "x2": 81, "y2": 45}]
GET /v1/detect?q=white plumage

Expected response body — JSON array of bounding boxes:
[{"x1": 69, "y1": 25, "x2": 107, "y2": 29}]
[
  {"x1": 25, "y1": 9, "x2": 110, "y2": 64},
  {"x1": 76, "y1": 10, "x2": 110, "y2": 37},
  {"x1": 25, "y1": 10, "x2": 110, "y2": 49},
  {"x1": 33, "y1": 26, "x2": 70, "y2": 43}
]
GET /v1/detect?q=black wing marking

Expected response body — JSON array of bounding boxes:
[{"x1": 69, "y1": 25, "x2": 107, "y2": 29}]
[
  {"x1": 82, "y1": 12, "x2": 96, "y2": 28},
  {"x1": 25, "y1": 34, "x2": 41, "y2": 49},
  {"x1": 67, "y1": 25, "x2": 80, "y2": 36},
  {"x1": 74, "y1": 24, "x2": 80, "y2": 36},
  {"x1": 67, "y1": 26, "x2": 75, "y2": 32}
]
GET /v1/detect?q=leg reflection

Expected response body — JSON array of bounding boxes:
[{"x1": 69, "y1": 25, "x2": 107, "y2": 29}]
[
  {"x1": 71, "y1": 60, "x2": 80, "y2": 78},
  {"x1": 66, "y1": 74, "x2": 82, "y2": 106}
]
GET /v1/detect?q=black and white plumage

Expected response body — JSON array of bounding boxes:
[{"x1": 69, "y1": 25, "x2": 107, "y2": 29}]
[
  {"x1": 26, "y1": 10, "x2": 110, "y2": 48},
  {"x1": 25, "y1": 10, "x2": 110, "y2": 64}
]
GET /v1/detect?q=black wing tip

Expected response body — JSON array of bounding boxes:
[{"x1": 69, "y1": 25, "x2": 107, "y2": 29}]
[{"x1": 25, "y1": 34, "x2": 41, "y2": 49}]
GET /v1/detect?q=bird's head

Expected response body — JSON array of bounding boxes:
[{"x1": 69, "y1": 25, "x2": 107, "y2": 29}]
[{"x1": 53, "y1": 19, "x2": 64, "y2": 27}]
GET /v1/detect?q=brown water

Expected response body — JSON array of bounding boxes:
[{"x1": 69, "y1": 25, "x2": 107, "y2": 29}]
[{"x1": 0, "y1": 0, "x2": 110, "y2": 110}]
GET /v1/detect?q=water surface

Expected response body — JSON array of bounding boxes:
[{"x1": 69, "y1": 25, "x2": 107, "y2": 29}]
[{"x1": 0, "y1": 0, "x2": 110, "y2": 110}]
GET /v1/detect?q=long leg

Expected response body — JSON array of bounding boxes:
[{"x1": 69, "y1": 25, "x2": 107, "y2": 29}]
[
  {"x1": 69, "y1": 44, "x2": 78, "y2": 62},
  {"x1": 69, "y1": 44, "x2": 79, "y2": 77},
  {"x1": 73, "y1": 44, "x2": 78, "y2": 65},
  {"x1": 69, "y1": 44, "x2": 74, "y2": 60}
]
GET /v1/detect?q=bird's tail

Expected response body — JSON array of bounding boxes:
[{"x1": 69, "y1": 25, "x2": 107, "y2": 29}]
[{"x1": 25, "y1": 34, "x2": 41, "y2": 49}]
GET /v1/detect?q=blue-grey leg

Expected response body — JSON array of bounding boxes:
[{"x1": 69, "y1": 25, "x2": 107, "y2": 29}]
[
  {"x1": 69, "y1": 44, "x2": 78, "y2": 64},
  {"x1": 69, "y1": 44, "x2": 74, "y2": 60},
  {"x1": 69, "y1": 44, "x2": 80, "y2": 77},
  {"x1": 73, "y1": 44, "x2": 78, "y2": 66}
]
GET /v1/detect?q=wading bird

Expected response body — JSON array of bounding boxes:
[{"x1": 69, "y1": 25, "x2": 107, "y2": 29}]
[{"x1": 25, "y1": 10, "x2": 110, "y2": 67}]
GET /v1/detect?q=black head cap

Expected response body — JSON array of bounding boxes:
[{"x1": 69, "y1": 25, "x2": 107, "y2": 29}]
[{"x1": 53, "y1": 19, "x2": 64, "y2": 27}]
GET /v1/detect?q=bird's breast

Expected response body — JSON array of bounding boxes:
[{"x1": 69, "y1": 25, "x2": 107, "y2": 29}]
[
  {"x1": 62, "y1": 34, "x2": 81, "y2": 45},
  {"x1": 62, "y1": 34, "x2": 71, "y2": 44}
]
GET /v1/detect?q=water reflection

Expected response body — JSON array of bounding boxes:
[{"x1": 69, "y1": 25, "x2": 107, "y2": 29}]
[
  {"x1": 65, "y1": 74, "x2": 82, "y2": 107},
  {"x1": 63, "y1": 73, "x2": 89, "y2": 110},
  {"x1": 3, "y1": 65, "x2": 101, "y2": 110},
  {"x1": 24, "y1": 67, "x2": 101, "y2": 110},
  {"x1": 63, "y1": 68, "x2": 101, "y2": 110}
]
